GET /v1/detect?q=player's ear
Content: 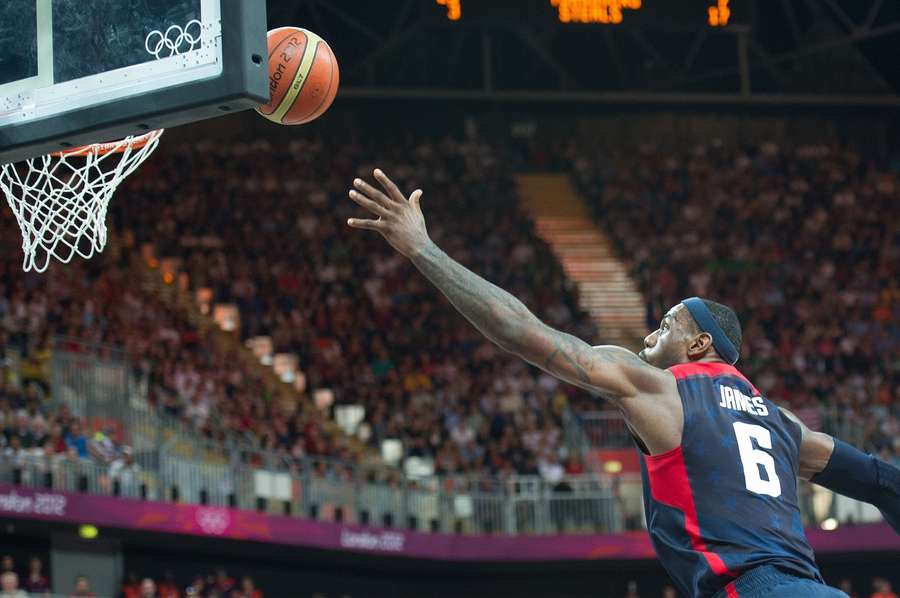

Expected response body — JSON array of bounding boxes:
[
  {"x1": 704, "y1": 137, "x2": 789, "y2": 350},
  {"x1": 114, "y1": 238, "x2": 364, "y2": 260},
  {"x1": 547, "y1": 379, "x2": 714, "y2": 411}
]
[{"x1": 686, "y1": 332, "x2": 713, "y2": 358}]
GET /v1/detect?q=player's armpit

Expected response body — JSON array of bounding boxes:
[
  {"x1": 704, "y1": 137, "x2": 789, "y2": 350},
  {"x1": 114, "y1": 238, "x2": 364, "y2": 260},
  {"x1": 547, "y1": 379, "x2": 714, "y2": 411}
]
[
  {"x1": 779, "y1": 407, "x2": 834, "y2": 480},
  {"x1": 514, "y1": 323, "x2": 672, "y2": 401}
]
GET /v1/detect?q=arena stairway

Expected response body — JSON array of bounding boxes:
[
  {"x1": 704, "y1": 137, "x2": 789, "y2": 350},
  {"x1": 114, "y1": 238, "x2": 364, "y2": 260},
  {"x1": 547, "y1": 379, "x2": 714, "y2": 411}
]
[{"x1": 516, "y1": 174, "x2": 646, "y2": 352}]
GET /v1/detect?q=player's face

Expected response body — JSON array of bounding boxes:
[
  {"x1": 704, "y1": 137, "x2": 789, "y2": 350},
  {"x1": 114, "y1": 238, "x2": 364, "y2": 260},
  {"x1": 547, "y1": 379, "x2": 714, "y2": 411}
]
[{"x1": 639, "y1": 304, "x2": 690, "y2": 369}]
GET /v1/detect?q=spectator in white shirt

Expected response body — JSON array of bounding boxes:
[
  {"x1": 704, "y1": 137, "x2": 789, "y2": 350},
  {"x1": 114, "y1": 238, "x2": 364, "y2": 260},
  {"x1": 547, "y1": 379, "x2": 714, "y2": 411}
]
[
  {"x1": 109, "y1": 446, "x2": 141, "y2": 495},
  {"x1": 0, "y1": 572, "x2": 27, "y2": 598}
]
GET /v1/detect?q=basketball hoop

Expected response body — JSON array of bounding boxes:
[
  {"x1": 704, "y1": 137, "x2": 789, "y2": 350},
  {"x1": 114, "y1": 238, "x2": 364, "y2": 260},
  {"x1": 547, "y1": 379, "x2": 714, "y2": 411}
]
[{"x1": 0, "y1": 129, "x2": 163, "y2": 273}]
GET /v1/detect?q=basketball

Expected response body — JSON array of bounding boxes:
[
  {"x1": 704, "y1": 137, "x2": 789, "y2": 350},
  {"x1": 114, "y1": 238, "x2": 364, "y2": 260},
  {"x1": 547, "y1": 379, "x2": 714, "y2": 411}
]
[{"x1": 255, "y1": 27, "x2": 339, "y2": 125}]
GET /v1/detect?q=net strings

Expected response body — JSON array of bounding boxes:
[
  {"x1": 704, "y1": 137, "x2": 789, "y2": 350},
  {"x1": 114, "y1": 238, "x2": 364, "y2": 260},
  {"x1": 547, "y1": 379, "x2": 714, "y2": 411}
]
[{"x1": 0, "y1": 133, "x2": 161, "y2": 273}]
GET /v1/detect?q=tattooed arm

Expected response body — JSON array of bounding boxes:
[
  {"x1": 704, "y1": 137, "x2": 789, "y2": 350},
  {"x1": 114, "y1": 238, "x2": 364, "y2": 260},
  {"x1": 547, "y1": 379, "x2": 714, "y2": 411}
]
[
  {"x1": 409, "y1": 241, "x2": 666, "y2": 400},
  {"x1": 346, "y1": 169, "x2": 672, "y2": 403}
]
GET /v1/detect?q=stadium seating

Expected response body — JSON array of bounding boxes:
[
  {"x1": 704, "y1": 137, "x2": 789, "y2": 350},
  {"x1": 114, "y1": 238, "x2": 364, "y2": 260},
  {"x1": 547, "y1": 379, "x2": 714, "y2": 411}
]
[
  {"x1": 114, "y1": 135, "x2": 600, "y2": 477},
  {"x1": 2, "y1": 134, "x2": 600, "y2": 482},
  {"x1": 567, "y1": 140, "x2": 899, "y2": 464},
  {"x1": 2, "y1": 133, "x2": 897, "y2": 490}
]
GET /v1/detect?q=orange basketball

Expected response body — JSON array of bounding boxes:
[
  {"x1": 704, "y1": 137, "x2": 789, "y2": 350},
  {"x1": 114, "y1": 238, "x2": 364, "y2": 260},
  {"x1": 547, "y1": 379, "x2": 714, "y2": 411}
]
[{"x1": 256, "y1": 27, "x2": 339, "y2": 125}]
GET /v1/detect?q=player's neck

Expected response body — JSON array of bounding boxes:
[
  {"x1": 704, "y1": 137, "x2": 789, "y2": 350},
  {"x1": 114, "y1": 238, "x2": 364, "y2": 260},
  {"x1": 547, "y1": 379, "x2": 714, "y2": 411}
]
[{"x1": 684, "y1": 355, "x2": 730, "y2": 366}]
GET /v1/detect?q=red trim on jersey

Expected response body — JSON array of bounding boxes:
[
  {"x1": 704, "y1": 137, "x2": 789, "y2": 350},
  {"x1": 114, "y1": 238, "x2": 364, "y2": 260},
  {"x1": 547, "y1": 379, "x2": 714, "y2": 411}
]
[
  {"x1": 644, "y1": 446, "x2": 737, "y2": 579},
  {"x1": 668, "y1": 362, "x2": 760, "y2": 396},
  {"x1": 725, "y1": 581, "x2": 740, "y2": 597}
]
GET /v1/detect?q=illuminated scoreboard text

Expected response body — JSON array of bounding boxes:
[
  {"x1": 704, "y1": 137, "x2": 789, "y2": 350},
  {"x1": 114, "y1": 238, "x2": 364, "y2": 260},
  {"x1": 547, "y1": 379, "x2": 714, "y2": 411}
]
[{"x1": 435, "y1": 0, "x2": 734, "y2": 27}]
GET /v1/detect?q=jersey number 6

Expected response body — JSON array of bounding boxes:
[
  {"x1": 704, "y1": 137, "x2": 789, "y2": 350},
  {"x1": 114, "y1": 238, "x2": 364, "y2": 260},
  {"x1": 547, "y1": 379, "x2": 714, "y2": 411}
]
[{"x1": 733, "y1": 422, "x2": 783, "y2": 497}]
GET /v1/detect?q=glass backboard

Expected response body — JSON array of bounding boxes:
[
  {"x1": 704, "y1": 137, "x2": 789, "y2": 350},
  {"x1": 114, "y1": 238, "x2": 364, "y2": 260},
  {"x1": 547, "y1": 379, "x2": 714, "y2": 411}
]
[{"x1": 0, "y1": 0, "x2": 268, "y2": 163}]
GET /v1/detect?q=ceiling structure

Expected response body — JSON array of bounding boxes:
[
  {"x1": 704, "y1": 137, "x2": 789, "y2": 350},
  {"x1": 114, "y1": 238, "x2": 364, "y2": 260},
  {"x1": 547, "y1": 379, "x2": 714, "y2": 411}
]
[{"x1": 266, "y1": 0, "x2": 900, "y2": 106}]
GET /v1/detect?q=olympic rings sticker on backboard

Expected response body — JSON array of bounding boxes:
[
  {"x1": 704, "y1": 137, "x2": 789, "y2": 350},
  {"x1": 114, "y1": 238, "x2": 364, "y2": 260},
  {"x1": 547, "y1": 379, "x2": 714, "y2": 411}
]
[{"x1": 144, "y1": 19, "x2": 203, "y2": 59}]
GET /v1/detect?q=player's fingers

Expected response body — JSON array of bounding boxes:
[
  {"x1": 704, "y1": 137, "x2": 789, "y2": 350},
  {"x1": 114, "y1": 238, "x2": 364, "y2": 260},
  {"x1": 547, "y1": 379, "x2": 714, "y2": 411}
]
[
  {"x1": 353, "y1": 178, "x2": 395, "y2": 207},
  {"x1": 410, "y1": 189, "x2": 423, "y2": 212},
  {"x1": 373, "y1": 169, "x2": 407, "y2": 203},
  {"x1": 346, "y1": 218, "x2": 384, "y2": 232},
  {"x1": 349, "y1": 190, "x2": 391, "y2": 218}
]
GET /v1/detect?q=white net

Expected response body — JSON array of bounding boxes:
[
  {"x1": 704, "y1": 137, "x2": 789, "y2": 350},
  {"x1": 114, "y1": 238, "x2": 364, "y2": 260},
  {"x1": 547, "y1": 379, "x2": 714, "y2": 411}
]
[{"x1": 0, "y1": 129, "x2": 163, "y2": 273}]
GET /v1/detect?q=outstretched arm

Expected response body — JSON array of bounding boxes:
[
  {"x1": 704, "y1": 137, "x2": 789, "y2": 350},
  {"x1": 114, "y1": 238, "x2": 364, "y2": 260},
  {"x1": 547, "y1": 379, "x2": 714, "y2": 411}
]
[
  {"x1": 346, "y1": 169, "x2": 671, "y2": 403},
  {"x1": 782, "y1": 407, "x2": 900, "y2": 534},
  {"x1": 411, "y1": 240, "x2": 669, "y2": 398}
]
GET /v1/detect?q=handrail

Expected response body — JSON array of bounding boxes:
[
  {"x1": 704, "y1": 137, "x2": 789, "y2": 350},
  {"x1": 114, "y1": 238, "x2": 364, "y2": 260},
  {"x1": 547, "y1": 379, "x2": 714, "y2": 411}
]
[{"x1": 43, "y1": 337, "x2": 885, "y2": 534}]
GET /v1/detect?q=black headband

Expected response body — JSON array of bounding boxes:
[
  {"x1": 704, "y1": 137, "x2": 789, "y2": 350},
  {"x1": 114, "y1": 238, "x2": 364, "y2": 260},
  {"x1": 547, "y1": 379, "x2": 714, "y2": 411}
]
[{"x1": 681, "y1": 297, "x2": 739, "y2": 365}]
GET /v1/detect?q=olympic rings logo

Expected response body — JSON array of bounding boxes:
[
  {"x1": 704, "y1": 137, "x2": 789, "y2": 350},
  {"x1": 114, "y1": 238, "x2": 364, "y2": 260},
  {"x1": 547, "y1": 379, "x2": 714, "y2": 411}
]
[
  {"x1": 195, "y1": 507, "x2": 231, "y2": 535},
  {"x1": 144, "y1": 19, "x2": 203, "y2": 59}
]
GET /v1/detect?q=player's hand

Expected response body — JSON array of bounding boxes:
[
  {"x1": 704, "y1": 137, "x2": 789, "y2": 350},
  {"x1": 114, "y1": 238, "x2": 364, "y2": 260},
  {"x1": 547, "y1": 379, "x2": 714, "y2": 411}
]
[{"x1": 348, "y1": 169, "x2": 431, "y2": 259}]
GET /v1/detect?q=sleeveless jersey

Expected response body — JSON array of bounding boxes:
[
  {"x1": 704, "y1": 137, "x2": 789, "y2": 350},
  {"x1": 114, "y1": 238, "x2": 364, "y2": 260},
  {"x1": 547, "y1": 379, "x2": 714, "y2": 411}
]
[{"x1": 638, "y1": 362, "x2": 822, "y2": 598}]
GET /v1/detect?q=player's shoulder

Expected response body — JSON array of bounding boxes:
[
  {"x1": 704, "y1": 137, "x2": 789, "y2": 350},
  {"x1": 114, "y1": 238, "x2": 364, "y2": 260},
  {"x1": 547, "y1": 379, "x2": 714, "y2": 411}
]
[
  {"x1": 590, "y1": 346, "x2": 682, "y2": 452},
  {"x1": 590, "y1": 345, "x2": 678, "y2": 393},
  {"x1": 777, "y1": 405, "x2": 809, "y2": 435}
]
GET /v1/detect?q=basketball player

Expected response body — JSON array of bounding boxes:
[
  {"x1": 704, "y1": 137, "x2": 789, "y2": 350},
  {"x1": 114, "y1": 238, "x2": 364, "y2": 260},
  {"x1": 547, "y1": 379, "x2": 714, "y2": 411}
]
[{"x1": 347, "y1": 170, "x2": 900, "y2": 598}]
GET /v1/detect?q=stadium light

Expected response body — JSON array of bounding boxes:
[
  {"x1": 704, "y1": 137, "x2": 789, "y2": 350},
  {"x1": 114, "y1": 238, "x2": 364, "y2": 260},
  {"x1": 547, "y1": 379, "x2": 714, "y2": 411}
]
[{"x1": 820, "y1": 518, "x2": 838, "y2": 531}]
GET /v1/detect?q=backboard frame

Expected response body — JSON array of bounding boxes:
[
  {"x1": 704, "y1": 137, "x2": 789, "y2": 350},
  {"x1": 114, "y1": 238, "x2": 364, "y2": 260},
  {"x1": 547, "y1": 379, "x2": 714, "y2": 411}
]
[{"x1": 0, "y1": 0, "x2": 269, "y2": 165}]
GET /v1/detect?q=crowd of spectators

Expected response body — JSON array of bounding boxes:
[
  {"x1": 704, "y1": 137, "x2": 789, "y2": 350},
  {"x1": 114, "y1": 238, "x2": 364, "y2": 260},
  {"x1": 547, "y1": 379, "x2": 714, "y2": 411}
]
[
  {"x1": 2, "y1": 123, "x2": 897, "y2": 486},
  {"x1": 1, "y1": 553, "x2": 896, "y2": 597},
  {"x1": 111, "y1": 134, "x2": 596, "y2": 479},
  {"x1": 566, "y1": 139, "x2": 899, "y2": 462},
  {"x1": 0, "y1": 223, "x2": 158, "y2": 478},
  {"x1": 118, "y1": 568, "x2": 263, "y2": 598},
  {"x1": 0, "y1": 130, "x2": 595, "y2": 481},
  {"x1": 0, "y1": 555, "x2": 263, "y2": 598},
  {"x1": 0, "y1": 556, "x2": 48, "y2": 597},
  {"x1": 0, "y1": 196, "x2": 347, "y2": 470},
  {"x1": 0, "y1": 376, "x2": 143, "y2": 490}
]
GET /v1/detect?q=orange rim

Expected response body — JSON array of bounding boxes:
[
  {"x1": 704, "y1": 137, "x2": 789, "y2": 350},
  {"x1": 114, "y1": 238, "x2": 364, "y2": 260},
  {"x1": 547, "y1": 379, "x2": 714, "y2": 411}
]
[{"x1": 50, "y1": 129, "x2": 164, "y2": 158}]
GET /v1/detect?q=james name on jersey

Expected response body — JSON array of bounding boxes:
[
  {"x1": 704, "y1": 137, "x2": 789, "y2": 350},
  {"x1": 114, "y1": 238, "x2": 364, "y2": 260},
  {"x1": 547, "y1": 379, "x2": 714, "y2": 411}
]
[{"x1": 718, "y1": 385, "x2": 768, "y2": 416}]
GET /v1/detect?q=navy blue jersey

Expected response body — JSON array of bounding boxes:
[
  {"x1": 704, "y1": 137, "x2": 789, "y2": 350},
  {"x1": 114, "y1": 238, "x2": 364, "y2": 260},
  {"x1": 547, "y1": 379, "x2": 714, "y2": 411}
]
[{"x1": 638, "y1": 362, "x2": 822, "y2": 598}]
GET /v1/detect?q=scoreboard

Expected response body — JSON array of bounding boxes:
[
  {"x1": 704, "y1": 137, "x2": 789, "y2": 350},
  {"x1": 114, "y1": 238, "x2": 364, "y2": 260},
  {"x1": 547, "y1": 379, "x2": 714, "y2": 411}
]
[{"x1": 435, "y1": 0, "x2": 744, "y2": 28}]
